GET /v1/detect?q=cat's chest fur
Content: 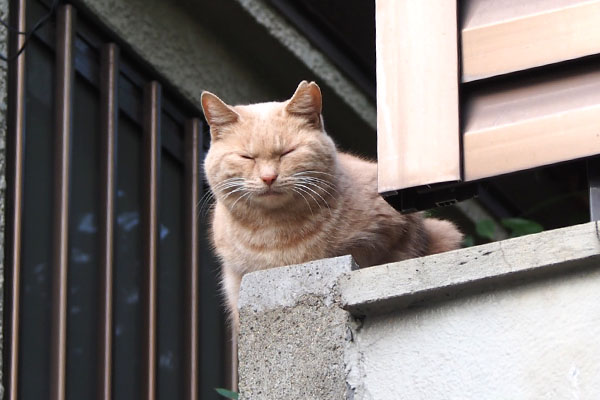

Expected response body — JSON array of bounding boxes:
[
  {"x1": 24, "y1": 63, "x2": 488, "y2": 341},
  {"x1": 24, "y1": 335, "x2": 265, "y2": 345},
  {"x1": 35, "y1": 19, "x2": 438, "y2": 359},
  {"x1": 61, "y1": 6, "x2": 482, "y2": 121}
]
[{"x1": 212, "y1": 203, "x2": 334, "y2": 274}]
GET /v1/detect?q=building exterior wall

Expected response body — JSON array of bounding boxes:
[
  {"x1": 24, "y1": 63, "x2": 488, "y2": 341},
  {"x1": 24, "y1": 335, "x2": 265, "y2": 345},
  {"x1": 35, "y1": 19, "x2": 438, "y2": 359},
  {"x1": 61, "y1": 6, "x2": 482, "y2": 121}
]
[
  {"x1": 357, "y1": 264, "x2": 600, "y2": 399},
  {"x1": 238, "y1": 222, "x2": 600, "y2": 399},
  {"x1": 1, "y1": 0, "x2": 376, "y2": 397},
  {"x1": 74, "y1": 0, "x2": 376, "y2": 129},
  {"x1": 76, "y1": 0, "x2": 280, "y2": 105}
]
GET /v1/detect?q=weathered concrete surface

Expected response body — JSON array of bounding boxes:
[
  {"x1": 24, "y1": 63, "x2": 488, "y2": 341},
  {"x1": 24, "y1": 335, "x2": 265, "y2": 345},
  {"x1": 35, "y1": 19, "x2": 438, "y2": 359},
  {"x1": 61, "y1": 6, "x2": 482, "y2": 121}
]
[
  {"x1": 238, "y1": 256, "x2": 358, "y2": 400},
  {"x1": 340, "y1": 221, "x2": 600, "y2": 315},
  {"x1": 232, "y1": 0, "x2": 376, "y2": 129},
  {"x1": 238, "y1": 222, "x2": 600, "y2": 399},
  {"x1": 77, "y1": 0, "x2": 378, "y2": 157},
  {"x1": 355, "y1": 251, "x2": 600, "y2": 400},
  {"x1": 76, "y1": 0, "x2": 280, "y2": 107}
]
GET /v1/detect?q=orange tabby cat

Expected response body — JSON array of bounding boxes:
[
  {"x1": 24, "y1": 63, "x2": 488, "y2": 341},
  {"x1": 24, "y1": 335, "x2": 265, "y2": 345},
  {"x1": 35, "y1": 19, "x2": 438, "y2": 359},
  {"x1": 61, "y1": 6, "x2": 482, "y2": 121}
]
[{"x1": 201, "y1": 81, "x2": 462, "y2": 326}]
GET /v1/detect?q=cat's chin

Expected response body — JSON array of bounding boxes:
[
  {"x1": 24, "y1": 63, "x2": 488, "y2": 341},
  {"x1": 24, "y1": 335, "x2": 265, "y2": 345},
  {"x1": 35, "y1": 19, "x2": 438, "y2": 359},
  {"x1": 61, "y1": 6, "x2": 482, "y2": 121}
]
[{"x1": 249, "y1": 190, "x2": 297, "y2": 210}]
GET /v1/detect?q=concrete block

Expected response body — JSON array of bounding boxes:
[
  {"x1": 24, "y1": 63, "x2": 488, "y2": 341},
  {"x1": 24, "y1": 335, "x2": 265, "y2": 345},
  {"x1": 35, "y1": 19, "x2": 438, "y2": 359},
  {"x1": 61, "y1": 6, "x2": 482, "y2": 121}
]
[
  {"x1": 340, "y1": 222, "x2": 600, "y2": 315},
  {"x1": 238, "y1": 256, "x2": 358, "y2": 399},
  {"x1": 238, "y1": 222, "x2": 600, "y2": 399}
]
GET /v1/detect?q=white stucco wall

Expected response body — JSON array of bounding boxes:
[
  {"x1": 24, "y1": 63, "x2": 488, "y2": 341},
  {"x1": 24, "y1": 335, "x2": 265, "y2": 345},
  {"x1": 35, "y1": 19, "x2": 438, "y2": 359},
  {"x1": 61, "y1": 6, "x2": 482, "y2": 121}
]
[
  {"x1": 357, "y1": 266, "x2": 600, "y2": 399},
  {"x1": 239, "y1": 222, "x2": 600, "y2": 399}
]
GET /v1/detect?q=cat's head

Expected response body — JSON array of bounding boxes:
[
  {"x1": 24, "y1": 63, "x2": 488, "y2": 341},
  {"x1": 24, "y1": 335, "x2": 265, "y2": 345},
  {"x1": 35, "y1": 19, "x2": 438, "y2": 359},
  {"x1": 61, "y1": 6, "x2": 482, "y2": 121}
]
[{"x1": 201, "y1": 81, "x2": 337, "y2": 212}]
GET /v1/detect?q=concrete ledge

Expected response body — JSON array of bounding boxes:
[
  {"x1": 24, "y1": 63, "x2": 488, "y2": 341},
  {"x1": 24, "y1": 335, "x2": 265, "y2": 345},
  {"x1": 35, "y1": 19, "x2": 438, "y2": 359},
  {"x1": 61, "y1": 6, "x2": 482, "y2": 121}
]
[
  {"x1": 238, "y1": 256, "x2": 358, "y2": 399},
  {"x1": 238, "y1": 255, "x2": 358, "y2": 313},
  {"x1": 238, "y1": 223, "x2": 600, "y2": 398},
  {"x1": 340, "y1": 221, "x2": 600, "y2": 316}
]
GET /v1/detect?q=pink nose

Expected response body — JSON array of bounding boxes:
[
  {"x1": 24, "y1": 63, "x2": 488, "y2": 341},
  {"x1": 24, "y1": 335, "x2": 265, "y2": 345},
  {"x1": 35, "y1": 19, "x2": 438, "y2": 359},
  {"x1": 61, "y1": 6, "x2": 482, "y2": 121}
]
[{"x1": 261, "y1": 174, "x2": 278, "y2": 186}]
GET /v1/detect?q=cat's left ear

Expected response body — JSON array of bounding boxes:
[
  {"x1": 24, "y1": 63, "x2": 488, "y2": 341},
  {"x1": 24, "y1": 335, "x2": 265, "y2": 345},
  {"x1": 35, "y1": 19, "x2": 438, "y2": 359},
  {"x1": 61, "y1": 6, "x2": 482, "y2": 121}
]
[
  {"x1": 201, "y1": 91, "x2": 240, "y2": 134},
  {"x1": 286, "y1": 81, "x2": 322, "y2": 128}
]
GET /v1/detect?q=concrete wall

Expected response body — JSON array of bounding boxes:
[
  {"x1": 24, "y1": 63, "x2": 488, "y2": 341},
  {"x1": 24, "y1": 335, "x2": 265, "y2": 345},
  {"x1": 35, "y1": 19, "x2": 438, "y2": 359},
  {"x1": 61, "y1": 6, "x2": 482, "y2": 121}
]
[
  {"x1": 238, "y1": 222, "x2": 600, "y2": 399},
  {"x1": 238, "y1": 256, "x2": 358, "y2": 399},
  {"x1": 74, "y1": 0, "x2": 378, "y2": 155}
]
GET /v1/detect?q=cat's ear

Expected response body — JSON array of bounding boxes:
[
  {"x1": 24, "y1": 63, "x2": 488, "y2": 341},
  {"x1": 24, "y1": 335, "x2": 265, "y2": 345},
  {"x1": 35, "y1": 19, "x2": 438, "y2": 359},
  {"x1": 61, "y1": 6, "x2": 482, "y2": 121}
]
[
  {"x1": 286, "y1": 81, "x2": 322, "y2": 127},
  {"x1": 201, "y1": 91, "x2": 240, "y2": 132}
]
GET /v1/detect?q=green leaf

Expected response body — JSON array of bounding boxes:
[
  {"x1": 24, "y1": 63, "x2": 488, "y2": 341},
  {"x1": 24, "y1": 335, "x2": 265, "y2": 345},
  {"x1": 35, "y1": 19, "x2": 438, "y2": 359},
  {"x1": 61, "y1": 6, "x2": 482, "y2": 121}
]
[
  {"x1": 215, "y1": 388, "x2": 239, "y2": 399},
  {"x1": 475, "y1": 219, "x2": 496, "y2": 240},
  {"x1": 501, "y1": 218, "x2": 543, "y2": 237},
  {"x1": 462, "y1": 234, "x2": 475, "y2": 248}
]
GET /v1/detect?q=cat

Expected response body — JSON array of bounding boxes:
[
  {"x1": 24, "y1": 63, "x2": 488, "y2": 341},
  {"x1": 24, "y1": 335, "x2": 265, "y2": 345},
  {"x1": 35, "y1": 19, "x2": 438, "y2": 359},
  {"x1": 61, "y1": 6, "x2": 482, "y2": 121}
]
[{"x1": 201, "y1": 81, "x2": 462, "y2": 327}]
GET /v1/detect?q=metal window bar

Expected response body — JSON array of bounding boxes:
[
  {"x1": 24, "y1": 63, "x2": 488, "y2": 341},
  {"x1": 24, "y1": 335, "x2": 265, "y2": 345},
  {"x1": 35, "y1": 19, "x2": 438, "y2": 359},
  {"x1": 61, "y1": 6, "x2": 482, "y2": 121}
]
[
  {"x1": 98, "y1": 42, "x2": 119, "y2": 400},
  {"x1": 184, "y1": 119, "x2": 201, "y2": 400},
  {"x1": 142, "y1": 81, "x2": 162, "y2": 400},
  {"x1": 6, "y1": 1, "x2": 231, "y2": 398},
  {"x1": 50, "y1": 5, "x2": 75, "y2": 400},
  {"x1": 6, "y1": 0, "x2": 27, "y2": 398}
]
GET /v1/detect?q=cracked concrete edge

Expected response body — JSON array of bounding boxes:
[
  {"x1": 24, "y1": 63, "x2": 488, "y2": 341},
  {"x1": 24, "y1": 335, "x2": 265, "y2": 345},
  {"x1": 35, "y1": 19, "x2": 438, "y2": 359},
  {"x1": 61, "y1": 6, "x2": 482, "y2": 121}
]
[
  {"x1": 344, "y1": 315, "x2": 368, "y2": 400},
  {"x1": 238, "y1": 255, "x2": 358, "y2": 313},
  {"x1": 233, "y1": 0, "x2": 377, "y2": 129},
  {"x1": 340, "y1": 221, "x2": 600, "y2": 315},
  {"x1": 238, "y1": 255, "x2": 360, "y2": 399}
]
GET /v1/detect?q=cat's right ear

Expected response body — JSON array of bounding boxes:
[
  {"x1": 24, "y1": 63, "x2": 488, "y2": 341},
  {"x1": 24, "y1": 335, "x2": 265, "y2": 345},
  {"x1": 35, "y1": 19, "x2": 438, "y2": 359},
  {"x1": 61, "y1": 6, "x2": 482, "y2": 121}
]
[
  {"x1": 201, "y1": 91, "x2": 240, "y2": 138},
  {"x1": 286, "y1": 81, "x2": 322, "y2": 129}
]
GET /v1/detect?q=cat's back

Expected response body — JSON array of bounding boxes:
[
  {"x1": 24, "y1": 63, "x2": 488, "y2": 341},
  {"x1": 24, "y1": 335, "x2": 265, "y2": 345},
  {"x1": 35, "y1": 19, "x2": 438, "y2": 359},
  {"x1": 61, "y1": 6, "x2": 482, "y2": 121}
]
[{"x1": 336, "y1": 152, "x2": 378, "y2": 194}]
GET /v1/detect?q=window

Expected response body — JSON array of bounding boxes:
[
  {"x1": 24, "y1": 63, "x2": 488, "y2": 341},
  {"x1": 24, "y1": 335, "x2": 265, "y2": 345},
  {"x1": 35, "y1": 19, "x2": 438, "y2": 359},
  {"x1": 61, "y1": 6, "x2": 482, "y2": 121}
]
[{"x1": 5, "y1": 1, "x2": 231, "y2": 399}]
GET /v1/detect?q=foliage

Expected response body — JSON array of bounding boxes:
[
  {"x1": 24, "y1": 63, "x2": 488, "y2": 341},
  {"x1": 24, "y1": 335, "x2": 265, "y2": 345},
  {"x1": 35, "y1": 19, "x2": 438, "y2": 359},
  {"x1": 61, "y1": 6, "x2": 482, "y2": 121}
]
[
  {"x1": 464, "y1": 217, "x2": 543, "y2": 247},
  {"x1": 215, "y1": 388, "x2": 239, "y2": 399},
  {"x1": 475, "y1": 219, "x2": 496, "y2": 241},
  {"x1": 500, "y1": 217, "x2": 543, "y2": 237}
]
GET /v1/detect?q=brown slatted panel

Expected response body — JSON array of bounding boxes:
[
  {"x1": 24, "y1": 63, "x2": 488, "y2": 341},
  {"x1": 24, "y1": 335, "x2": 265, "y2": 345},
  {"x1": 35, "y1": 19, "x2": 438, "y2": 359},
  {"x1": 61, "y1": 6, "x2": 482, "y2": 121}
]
[
  {"x1": 461, "y1": 0, "x2": 600, "y2": 82},
  {"x1": 98, "y1": 43, "x2": 119, "y2": 400},
  {"x1": 50, "y1": 5, "x2": 76, "y2": 400},
  {"x1": 6, "y1": 0, "x2": 27, "y2": 399},
  {"x1": 184, "y1": 119, "x2": 201, "y2": 400},
  {"x1": 463, "y1": 67, "x2": 600, "y2": 181},
  {"x1": 142, "y1": 81, "x2": 161, "y2": 400},
  {"x1": 376, "y1": 0, "x2": 460, "y2": 194}
]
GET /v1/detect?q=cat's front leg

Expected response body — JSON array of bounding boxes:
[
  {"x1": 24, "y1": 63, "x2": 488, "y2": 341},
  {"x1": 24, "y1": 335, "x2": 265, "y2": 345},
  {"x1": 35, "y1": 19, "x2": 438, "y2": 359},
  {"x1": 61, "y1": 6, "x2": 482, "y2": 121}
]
[{"x1": 221, "y1": 264, "x2": 243, "y2": 332}]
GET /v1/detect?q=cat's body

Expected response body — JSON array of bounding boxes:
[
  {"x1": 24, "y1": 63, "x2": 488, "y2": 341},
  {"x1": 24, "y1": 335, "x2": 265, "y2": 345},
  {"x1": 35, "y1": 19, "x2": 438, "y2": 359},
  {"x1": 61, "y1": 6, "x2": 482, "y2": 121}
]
[{"x1": 201, "y1": 81, "x2": 462, "y2": 325}]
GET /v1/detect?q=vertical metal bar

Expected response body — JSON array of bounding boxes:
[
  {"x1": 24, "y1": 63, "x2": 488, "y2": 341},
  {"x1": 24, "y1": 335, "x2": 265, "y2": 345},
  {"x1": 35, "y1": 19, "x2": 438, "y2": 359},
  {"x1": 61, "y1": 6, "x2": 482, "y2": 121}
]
[
  {"x1": 225, "y1": 330, "x2": 238, "y2": 393},
  {"x1": 50, "y1": 5, "x2": 75, "y2": 400},
  {"x1": 184, "y1": 119, "x2": 202, "y2": 400},
  {"x1": 98, "y1": 43, "x2": 119, "y2": 400},
  {"x1": 142, "y1": 81, "x2": 161, "y2": 400},
  {"x1": 588, "y1": 158, "x2": 600, "y2": 221},
  {"x1": 5, "y1": 0, "x2": 27, "y2": 398}
]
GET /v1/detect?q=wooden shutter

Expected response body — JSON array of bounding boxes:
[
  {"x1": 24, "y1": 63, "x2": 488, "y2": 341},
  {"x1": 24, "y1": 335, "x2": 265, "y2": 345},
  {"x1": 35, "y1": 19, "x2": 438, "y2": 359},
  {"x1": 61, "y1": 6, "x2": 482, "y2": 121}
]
[{"x1": 377, "y1": 0, "x2": 600, "y2": 206}]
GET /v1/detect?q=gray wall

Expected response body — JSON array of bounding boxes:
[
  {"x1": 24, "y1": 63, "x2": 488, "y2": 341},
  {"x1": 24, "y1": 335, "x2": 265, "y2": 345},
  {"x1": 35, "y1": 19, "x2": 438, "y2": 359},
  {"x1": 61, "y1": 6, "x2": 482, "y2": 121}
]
[
  {"x1": 238, "y1": 222, "x2": 600, "y2": 399},
  {"x1": 75, "y1": 0, "x2": 378, "y2": 156}
]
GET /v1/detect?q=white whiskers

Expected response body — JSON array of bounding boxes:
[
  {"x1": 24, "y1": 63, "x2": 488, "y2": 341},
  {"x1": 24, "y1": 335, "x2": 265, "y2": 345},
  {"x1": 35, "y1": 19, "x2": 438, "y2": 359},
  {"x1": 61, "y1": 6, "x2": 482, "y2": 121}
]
[{"x1": 200, "y1": 170, "x2": 338, "y2": 217}]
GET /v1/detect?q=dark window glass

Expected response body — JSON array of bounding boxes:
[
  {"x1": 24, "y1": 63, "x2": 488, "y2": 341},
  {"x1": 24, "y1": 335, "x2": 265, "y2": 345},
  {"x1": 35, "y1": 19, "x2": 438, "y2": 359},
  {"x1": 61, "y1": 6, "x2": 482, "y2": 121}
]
[
  {"x1": 66, "y1": 67, "x2": 101, "y2": 398},
  {"x1": 14, "y1": 2, "x2": 228, "y2": 399},
  {"x1": 20, "y1": 35, "x2": 54, "y2": 400},
  {"x1": 158, "y1": 143, "x2": 185, "y2": 400},
  {"x1": 113, "y1": 112, "x2": 144, "y2": 400}
]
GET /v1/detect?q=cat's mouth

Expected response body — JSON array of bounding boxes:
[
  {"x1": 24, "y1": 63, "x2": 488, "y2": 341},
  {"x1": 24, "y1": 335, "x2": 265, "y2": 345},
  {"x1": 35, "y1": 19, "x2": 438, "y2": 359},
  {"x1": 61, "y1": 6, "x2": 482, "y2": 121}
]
[{"x1": 257, "y1": 188, "x2": 284, "y2": 197}]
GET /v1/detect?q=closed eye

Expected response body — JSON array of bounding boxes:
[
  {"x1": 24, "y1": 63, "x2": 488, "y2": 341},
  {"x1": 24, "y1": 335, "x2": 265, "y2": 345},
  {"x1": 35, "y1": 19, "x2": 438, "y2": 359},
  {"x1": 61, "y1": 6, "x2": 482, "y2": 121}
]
[
  {"x1": 281, "y1": 148, "x2": 295, "y2": 157},
  {"x1": 240, "y1": 154, "x2": 254, "y2": 160}
]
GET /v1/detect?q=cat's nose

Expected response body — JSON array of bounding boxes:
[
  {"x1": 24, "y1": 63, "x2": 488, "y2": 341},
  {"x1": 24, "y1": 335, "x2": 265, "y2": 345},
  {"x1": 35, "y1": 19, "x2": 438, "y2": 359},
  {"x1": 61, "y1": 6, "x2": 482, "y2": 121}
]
[{"x1": 261, "y1": 174, "x2": 278, "y2": 186}]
